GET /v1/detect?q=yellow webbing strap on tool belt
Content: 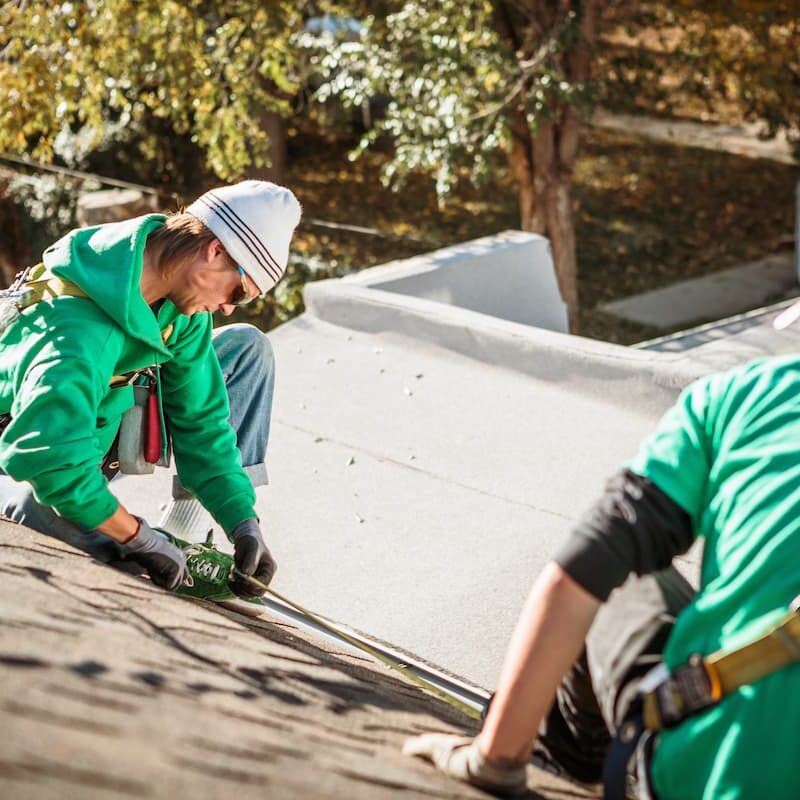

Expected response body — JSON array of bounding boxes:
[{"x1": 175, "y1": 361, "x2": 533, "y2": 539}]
[
  {"x1": 21, "y1": 263, "x2": 88, "y2": 303},
  {"x1": 643, "y1": 597, "x2": 800, "y2": 730}
]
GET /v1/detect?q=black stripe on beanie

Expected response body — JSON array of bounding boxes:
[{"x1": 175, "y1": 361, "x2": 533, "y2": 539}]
[
  {"x1": 206, "y1": 190, "x2": 284, "y2": 276},
  {"x1": 197, "y1": 193, "x2": 282, "y2": 284},
  {"x1": 202, "y1": 191, "x2": 283, "y2": 280},
  {"x1": 196, "y1": 194, "x2": 278, "y2": 283}
]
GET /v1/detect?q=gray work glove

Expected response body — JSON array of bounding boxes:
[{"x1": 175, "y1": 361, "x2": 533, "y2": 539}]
[
  {"x1": 230, "y1": 518, "x2": 276, "y2": 598},
  {"x1": 122, "y1": 517, "x2": 189, "y2": 591},
  {"x1": 403, "y1": 734, "x2": 527, "y2": 797}
]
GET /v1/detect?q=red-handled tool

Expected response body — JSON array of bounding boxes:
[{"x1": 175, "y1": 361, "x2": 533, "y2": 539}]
[{"x1": 144, "y1": 380, "x2": 161, "y2": 463}]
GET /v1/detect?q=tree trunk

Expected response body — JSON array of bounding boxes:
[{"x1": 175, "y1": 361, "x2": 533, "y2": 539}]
[
  {"x1": 506, "y1": 103, "x2": 581, "y2": 332},
  {"x1": 507, "y1": 105, "x2": 544, "y2": 234},
  {"x1": 544, "y1": 174, "x2": 579, "y2": 331},
  {"x1": 251, "y1": 110, "x2": 288, "y2": 184},
  {"x1": 494, "y1": 0, "x2": 599, "y2": 333},
  {"x1": 534, "y1": 111, "x2": 581, "y2": 332}
]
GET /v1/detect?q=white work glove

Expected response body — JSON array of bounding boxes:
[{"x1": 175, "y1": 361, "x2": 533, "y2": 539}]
[
  {"x1": 229, "y1": 518, "x2": 277, "y2": 598},
  {"x1": 121, "y1": 517, "x2": 189, "y2": 591},
  {"x1": 403, "y1": 734, "x2": 527, "y2": 797}
]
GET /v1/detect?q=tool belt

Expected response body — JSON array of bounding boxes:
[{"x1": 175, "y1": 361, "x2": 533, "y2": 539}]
[{"x1": 603, "y1": 595, "x2": 800, "y2": 800}]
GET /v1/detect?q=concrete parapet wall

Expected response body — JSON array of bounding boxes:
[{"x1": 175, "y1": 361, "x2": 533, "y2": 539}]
[
  {"x1": 341, "y1": 231, "x2": 569, "y2": 332},
  {"x1": 304, "y1": 230, "x2": 800, "y2": 411},
  {"x1": 304, "y1": 274, "x2": 704, "y2": 413}
]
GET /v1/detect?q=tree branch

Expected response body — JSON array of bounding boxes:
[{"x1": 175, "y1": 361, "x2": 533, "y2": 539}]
[{"x1": 469, "y1": 6, "x2": 572, "y2": 130}]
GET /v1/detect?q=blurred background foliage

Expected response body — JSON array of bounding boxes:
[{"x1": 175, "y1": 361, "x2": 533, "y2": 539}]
[
  {"x1": 0, "y1": 0, "x2": 302, "y2": 178},
  {"x1": 0, "y1": 0, "x2": 797, "y2": 341}
]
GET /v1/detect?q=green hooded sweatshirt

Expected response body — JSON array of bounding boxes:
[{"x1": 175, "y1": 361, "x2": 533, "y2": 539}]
[{"x1": 0, "y1": 214, "x2": 255, "y2": 535}]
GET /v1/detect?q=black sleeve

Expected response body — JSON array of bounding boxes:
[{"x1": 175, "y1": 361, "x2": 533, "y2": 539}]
[{"x1": 554, "y1": 468, "x2": 694, "y2": 601}]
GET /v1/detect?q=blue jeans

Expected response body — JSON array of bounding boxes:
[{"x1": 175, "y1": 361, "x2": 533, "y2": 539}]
[{"x1": 0, "y1": 323, "x2": 275, "y2": 560}]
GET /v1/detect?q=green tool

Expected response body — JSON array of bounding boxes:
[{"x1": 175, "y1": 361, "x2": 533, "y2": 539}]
[
  {"x1": 169, "y1": 531, "x2": 481, "y2": 720},
  {"x1": 171, "y1": 531, "x2": 263, "y2": 613}
]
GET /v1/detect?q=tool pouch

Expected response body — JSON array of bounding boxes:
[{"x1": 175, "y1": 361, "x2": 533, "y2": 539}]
[
  {"x1": 118, "y1": 385, "x2": 155, "y2": 474},
  {"x1": 118, "y1": 378, "x2": 171, "y2": 474}
]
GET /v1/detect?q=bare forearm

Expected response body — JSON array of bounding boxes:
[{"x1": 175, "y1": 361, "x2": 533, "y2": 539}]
[
  {"x1": 479, "y1": 561, "x2": 601, "y2": 763},
  {"x1": 96, "y1": 504, "x2": 139, "y2": 542}
]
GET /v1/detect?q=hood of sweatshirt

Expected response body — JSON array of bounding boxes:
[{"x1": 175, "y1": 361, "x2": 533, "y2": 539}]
[{"x1": 42, "y1": 214, "x2": 172, "y2": 359}]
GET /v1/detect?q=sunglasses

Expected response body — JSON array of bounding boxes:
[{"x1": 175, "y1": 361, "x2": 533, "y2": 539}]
[{"x1": 230, "y1": 265, "x2": 258, "y2": 306}]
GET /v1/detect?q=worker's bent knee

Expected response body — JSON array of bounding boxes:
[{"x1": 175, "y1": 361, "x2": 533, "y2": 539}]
[{"x1": 213, "y1": 323, "x2": 274, "y2": 378}]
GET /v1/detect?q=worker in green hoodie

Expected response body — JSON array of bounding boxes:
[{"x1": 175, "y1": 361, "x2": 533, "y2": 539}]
[{"x1": 0, "y1": 180, "x2": 301, "y2": 595}]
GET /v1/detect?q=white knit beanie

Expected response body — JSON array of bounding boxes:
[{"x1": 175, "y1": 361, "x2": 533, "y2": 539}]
[{"x1": 186, "y1": 180, "x2": 302, "y2": 294}]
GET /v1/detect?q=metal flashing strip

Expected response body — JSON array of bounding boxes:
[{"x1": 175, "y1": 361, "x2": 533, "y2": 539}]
[{"x1": 257, "y1": 586, "x2": 490, "y2": 719}]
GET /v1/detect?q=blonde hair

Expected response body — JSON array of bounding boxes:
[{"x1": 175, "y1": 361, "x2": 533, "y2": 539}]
[{"x1": 145, "y1": 212, "x2": 234, "y2": 278}]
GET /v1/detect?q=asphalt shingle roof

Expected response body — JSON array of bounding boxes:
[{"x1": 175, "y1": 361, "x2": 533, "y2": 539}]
[{"x1": 0, "y1": 520, "x2": 598, "y2": 800}]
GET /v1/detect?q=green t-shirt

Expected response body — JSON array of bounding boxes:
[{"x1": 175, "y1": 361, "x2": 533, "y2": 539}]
[{"x1": 628, "y1": 357, "x2": 800, "y2": 800}]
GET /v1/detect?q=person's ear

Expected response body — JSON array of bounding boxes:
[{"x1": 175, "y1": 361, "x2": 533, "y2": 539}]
[{"x1": 205, "y1": 238, "x2": 224, "y2": 264}]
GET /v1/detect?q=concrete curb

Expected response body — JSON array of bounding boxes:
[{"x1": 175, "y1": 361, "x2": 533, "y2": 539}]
[{"x1": 304, "y1": 278, "x2": 704, "y2": 409}]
